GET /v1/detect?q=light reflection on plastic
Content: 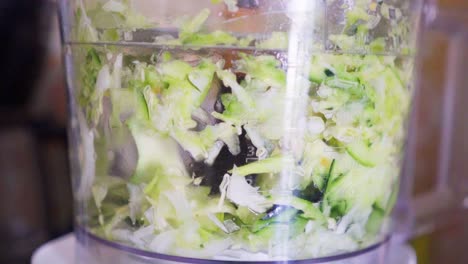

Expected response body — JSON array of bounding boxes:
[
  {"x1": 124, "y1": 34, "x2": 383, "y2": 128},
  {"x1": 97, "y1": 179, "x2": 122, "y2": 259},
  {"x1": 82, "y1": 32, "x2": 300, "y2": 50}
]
[{"x1": 275, "y1": 0, "x2": 318, "y2": 259}]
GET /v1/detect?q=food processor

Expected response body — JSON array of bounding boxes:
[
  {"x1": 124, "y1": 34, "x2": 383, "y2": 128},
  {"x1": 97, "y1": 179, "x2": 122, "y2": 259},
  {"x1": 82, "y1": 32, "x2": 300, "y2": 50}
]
[{"x1": 56, "y1": 0, "x2": 430, "y2": 263}]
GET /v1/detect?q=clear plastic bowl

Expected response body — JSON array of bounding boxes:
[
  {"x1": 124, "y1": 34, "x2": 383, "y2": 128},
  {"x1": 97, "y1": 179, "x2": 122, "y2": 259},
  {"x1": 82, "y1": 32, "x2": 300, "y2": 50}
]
[{"x1": 59, "y1": 0, "x2": 422, "y2": 262}]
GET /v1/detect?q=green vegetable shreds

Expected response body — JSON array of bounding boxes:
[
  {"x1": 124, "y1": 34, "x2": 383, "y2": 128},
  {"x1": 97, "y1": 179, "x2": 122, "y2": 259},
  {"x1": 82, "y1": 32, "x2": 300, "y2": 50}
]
[{"x1": 73, "y1": 0, "x2": 414, "y2": 260}]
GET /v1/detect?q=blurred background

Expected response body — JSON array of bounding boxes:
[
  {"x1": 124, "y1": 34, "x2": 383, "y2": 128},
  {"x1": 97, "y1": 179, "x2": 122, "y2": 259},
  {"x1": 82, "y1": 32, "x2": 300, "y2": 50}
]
[{"x1": 0, "y1": 0, "x2": 467, "y2": 263}]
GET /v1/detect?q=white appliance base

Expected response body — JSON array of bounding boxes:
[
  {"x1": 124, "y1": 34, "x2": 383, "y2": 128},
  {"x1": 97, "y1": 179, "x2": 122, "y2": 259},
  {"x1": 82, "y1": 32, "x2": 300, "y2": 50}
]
[{"x1": 32, "y1": 234, "x2": 416, "y2": 264}]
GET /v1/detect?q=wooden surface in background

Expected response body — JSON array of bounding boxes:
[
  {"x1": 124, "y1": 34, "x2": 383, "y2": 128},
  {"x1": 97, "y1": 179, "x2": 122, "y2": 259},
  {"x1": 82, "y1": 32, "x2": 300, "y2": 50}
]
[
  {"x1": 437, "y1": 0, "x2": 468, "y2": 9},
  {"x1": 410, "y1": 0, "x2": 468, "y2": 263}
]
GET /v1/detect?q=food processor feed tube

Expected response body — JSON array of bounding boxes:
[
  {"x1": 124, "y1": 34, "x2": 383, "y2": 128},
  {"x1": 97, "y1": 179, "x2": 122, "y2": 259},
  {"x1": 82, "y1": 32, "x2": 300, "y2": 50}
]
[{"x1": 60, "y1": 0, "x2": 422, "y2": 262}]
